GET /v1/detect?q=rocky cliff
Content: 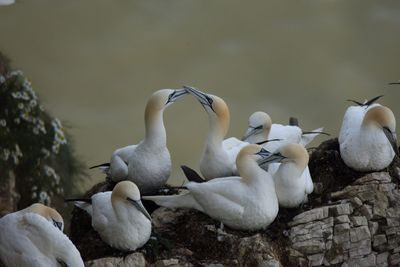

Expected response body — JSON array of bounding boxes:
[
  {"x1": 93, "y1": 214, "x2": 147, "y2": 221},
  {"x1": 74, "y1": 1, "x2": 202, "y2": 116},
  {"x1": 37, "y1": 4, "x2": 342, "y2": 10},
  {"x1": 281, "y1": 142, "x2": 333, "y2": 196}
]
[{"x1": 73, "y1": 139, "x2": 400, "y2": 267}]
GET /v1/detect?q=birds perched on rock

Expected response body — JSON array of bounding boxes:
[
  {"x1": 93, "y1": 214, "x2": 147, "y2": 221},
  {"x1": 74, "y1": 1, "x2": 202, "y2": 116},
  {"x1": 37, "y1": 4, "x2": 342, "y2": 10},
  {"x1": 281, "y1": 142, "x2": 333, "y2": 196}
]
[
  {"x1": 91, "y1": 88, "x2": 188, "y2": 193},
  {"x1": 0, "y1": 203, "x2": 84, "y2": 267},
  {"x1": 259, "y1": 143, "x2": 312, "y2": 208},
  {"x1": 70, "y1": 181, "x2": 152, "y2": 251},
  {"x1": 143, "y1": 144, "x2": 279, "y2": 231},
  {"x1": 339, "y1": 95, "x2": 398, "y2": 171},
  {"x1": 241, "y1": 111, "x2": 322, "y2": 202},
  {"x1": 184, "y1": 86, "x2": 250, "y2": 180}
]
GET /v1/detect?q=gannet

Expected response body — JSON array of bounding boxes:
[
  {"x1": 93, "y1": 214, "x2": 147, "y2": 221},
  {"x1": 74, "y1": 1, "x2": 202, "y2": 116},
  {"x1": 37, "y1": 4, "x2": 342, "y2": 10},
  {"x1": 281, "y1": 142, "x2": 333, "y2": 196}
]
[
  {"x1": 91, "y1": 88, "x2": 188, "y2": 193},
  {"x1": 184, "y1": 86, "x2": 250, "y2": 180},
  {"x1": 241, "y1": 111, "x2": 321, "y2": 196},
  {"x1": 259, "y1": 143, "x2": 312, "y2": 208},
  {"x1": 339, "y1": 96, "x2": 398, "y2": 171},
  {"x1": 144, "y1": 145, "x2": 279, "y2": 231},
  {"x1": 0, "y1": 203, "x2": 84, "y2": 267},
  {"x1": 242, "y1": 111, "x2": 325, "y2": 152},
  {"x1": 72, "y1": 181, "x2": 152, "y2": 251}
]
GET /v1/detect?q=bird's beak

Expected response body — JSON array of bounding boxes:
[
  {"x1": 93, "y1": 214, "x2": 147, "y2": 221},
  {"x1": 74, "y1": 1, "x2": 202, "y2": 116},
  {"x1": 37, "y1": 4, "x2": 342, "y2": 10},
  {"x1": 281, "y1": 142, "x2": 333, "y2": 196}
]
[
  {"x1": 389, "y1": 81, "x2": 400, "y2": 85},
  {"x1": 257, "y1": 151, "x2": 286, "y2": 166},
  {"x1": 383, "y1": 127, "x2": 399, "y2": 157},
  {"x1": 127, "y1": 198, "x2": 152, "y2": 222},
  {"x1": 242, "y1": 126, "x2": 263, "y2": 141},
  {"x1": 183, "y1": 85, "x2": 215, "y2": 112},
  {"x1": 166, "y1": 88, "x2": 189, "y2": 104},
  {"x1": 256, "y1": 147, "x2": 272, "y2": 158}
]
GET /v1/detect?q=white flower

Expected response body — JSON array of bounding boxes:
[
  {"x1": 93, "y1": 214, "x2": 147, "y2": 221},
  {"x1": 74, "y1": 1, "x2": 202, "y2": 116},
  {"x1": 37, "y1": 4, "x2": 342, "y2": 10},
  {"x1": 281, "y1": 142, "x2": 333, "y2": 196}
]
[
  {"x1": 52, "y1": 144, "x2": 59, "y2": 154},
  {"x1": 29, "y1": 99, "x2": 37, "y2": 108},
  {"x1": 14, "y1": 118, "x2": 20, "y2": 124},
  {"x1": 44, "y1": 165, "x2": 56, "y2": 177},
  {"x1": 39, "y1": 191, "x2": 50, "y2": 204},
  {"x1": 0, "y1": 75, "x2": 5, "y2": 84},
  {"x1": 17, "y1": 103, "x2": 24, "y2": 109},
  {"x1": 0, "y1": 119, "x2": 6, "y2": 127},
  {"x1": 2, "y1": 149, "x2": 10, "y2": 161},
  {"x1": 14, "y1": 144, "x2": 22, "y2": 157},
  {"x1": 41, "y1": 148, "x2": 50, "y2": 159},
  {"x1": 33, "y1": 127, "x2": 39, "y2": 135}
]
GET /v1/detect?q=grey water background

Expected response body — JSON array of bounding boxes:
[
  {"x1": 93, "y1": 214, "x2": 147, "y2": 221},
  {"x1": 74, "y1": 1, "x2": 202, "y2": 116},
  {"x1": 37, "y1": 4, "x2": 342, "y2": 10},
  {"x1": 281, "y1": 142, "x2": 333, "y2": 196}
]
[{"x1": 1, "y1": 0, "x2": 400, "y2": 190}]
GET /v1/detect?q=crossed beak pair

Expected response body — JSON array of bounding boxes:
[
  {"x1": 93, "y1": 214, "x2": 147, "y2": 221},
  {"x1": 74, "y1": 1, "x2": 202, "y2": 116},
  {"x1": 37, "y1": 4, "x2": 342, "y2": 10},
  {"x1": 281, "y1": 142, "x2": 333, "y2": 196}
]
[{"x1": 256, "y1": 148, "x2": 286, "y2": 166}]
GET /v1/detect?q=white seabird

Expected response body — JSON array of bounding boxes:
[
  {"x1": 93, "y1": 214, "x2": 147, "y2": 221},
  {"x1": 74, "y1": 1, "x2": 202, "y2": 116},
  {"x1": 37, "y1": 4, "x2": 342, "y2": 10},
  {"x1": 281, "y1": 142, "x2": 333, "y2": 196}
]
[
  {"x1": 259, "y1": 143, "x2": 312, "y2": 208},
  {"x1": 242, "y1": 111, "x2": 324, "y2": 152},
  {"x1": 143, "y1": 144, "x2": 279, "y2": 231},
  {"x1": 0, "y1": 203, "x2": 84, "y2": 267},
  {"x1": 339, "y1": 96, "x2": 398, "y2": 171},
  {"x1": 72, "y1": 181, "x2": 152, "y2": 251},
  {"x1": 242, "y1": 111, "x2": 322, "y2": 198},
  {"x1": 91, "y1": 88, "x2": 188, "y2": 193},
  {"x1": 184, "y1": 86, "x2": 250, "y2": 180}
]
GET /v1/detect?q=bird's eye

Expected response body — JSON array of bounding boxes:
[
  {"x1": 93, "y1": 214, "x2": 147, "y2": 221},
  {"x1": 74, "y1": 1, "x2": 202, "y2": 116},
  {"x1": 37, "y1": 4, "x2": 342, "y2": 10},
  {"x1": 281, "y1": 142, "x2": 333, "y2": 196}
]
[
  {"x1": 52, "y1": 219, "x2": 63, "y2": 231},
  {"x1": 166, "y1": 90, "x2": 177, "y2": 104},
  {"x1": 205, "y1": 95, "x2": 213, "y2": 106}
]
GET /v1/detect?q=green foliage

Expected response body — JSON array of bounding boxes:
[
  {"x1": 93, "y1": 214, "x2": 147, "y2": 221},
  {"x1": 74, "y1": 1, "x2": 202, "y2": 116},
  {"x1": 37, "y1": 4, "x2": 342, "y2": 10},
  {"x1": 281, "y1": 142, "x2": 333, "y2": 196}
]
[{"x1": 0, "y1": 52, "x2": 85, "y2": 208}]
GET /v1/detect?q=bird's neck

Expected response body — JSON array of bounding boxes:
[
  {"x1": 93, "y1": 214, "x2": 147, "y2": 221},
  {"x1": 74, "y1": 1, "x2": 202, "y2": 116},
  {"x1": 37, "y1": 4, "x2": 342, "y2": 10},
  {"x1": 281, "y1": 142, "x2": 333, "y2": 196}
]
[
  {"x1": 238, "y1": 158, "x2": 269, "y2": 184},
  {"x1": 277, "y1": 162, "x2": 304, "y2": 180},
  {"x1": 144, "y1": 108, "x2": 167, "y2": 146},
  {"x1": 112, "y1": 200, "x2": 130, "y2": 222},
  {"x1": 206, "y1": 116, "x2": 227, "y2": 147}
]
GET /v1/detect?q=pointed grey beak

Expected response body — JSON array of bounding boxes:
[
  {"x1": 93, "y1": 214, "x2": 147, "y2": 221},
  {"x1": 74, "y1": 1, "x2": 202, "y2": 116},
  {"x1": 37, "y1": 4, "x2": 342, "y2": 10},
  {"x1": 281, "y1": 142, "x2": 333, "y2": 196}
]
[
  {"x1": 257, "y1": 152, "x2": 286, "y2": 167},
  {"x1": 127, "y1": 198, "x2": 152, "y2": 222},
  {"x1": 242, "y1": 125, "x2": 263, "y2": 141},
  {"x1": 383, "y1": 127, "x2": 399, "y2": 157},
  {"x1": 256, "y1": 147, "x2": 272, "y2": 158},
  {"x1": 389, "y1": 81, "x2": 400, "y2": 85},
  {"x1": 166, "y1": 88, "x2": 189, "y2": 104},
  {"x1": 183, "y1": 85, "x2": 215, "y2": 112}
]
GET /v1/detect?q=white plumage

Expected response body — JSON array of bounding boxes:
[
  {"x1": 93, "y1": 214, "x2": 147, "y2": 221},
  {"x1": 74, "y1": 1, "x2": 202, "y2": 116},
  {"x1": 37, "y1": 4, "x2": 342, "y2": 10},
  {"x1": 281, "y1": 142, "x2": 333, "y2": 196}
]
[
  {"x1": 0, "y1": 203, "x2": 84, "y2": 267},
  {"x1": 92, "y1": 88, "x2": 188, "y2": 193},
  {"x1": 242, "y1": 111, "x2": 320, "y2": 203},
  {"x1": 339, "y1": 98, "x2": 397, "y2": 171},
  {"x1": 74, "y1": 181, "x2": 152, "y2": 251},
  {"x1": 143, "y1": 145, "x2": 279, "y2": 231},
  {"x1": 185, "y1": 86, "x2": 249, "y2": 180},
  {"x1": 259, "y1": 143, "x2": 312, "y2": 208}
]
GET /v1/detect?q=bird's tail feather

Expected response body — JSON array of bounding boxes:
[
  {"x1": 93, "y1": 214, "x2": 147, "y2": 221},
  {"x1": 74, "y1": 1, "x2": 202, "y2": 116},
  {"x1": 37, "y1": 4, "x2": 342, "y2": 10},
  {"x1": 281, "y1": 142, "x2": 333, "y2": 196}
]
[
  {"x1": 89, "y1": 163, "x2": 110, "y2": 174},
  {"x1": 143, "y1": 193, "x2": 203, "y2": 212}
]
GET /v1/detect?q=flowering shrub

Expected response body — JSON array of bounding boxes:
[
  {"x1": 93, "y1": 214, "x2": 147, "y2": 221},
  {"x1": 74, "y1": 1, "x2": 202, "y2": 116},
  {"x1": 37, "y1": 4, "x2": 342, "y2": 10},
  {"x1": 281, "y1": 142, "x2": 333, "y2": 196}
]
[{"x1": 0, "y1": 52, "x2": 84, "y2": 208}]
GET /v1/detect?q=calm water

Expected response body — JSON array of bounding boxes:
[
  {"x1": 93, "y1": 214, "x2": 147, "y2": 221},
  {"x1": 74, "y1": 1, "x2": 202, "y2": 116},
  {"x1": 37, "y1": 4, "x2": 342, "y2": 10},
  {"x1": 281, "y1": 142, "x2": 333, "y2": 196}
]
[{"x1": 1, "y1": 0, "x2": 400, "y2": 190}]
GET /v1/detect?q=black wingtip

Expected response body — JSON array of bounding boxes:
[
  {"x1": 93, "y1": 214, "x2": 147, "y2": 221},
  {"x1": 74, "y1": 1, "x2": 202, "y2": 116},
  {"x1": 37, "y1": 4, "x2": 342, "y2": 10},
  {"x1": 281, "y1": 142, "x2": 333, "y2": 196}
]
[
  {"x1": 64, "y1": 198, "x2": 92, "y2": 204},
  {"x1": 180, "y1": 165, "x2": 205, "y2": 183},
  {"x1": 289, "y1": 117, "x2": 299, "y2": 126},
  {"x1": 89, "y1": 162, "x2": 110, "y2": 169},
  {"x1": 365, "y1": 95, "x2": 384, "y2": 106},
  {"x1": 256, "y1": 139, "x2": 282, "y2": 145},
  {"x1": 302, "y1": 131, "x2": 331, "y2": 136},
  {"x1": 347, "y1": 99, "x2": 364, "y2": 106},
  {"x1": 389, "y1": 81, "x2": 400, "y2": 85}
]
